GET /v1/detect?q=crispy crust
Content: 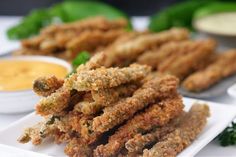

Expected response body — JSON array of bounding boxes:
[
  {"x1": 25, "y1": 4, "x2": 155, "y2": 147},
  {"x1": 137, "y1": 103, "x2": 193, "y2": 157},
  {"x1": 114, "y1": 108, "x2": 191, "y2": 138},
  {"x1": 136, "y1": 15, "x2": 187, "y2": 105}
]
[
  {"x1": 76, "y1": 52, "x2": 108, "y2": 72},
  {"x1": 36, "y1": 87, "x2": 71, "y2": 116},
  {"x1": 158, "y1": 39, "x2": 216, "y2": 80},
  {"x1": 21, "y1": 35, "x2": 45, "y2": 49},
  {"x1": 92, "y1": 75, "x2": 179, "y2": 133},
  {"x1": 41, "y1": 17, "x2": 128, "y2": 36},
  {"x1": 36, "y1": 89, "x2": 83, "y2": 116},
  {"x1": 102, "y1": 28, "x2": 189, "y2": 67},
  {"x1": 182, "y1": 50, "x2": 236, "y2": 92},
  {"x1": 143, "y1": 104, "x2": 209, "y2": 157},
  {"x1": 18, "y1": 115, "x2": 71, "y2": 145},
  {"x1": 94, "y1": 94, "x2": 184, "y2": 157},
  {"x1": 125, "y1": 112, "x2": 186, "y2": 154},
  {"x1": 69, "y1": 64, "x2": 150, "y2": 91},
  {"x1": 136, "y1": 39, "x2": 212, "y2": 69},
  {"x1": 64, "y1": 138, "x2": 94, "y2": 157},
  {"x1": 15, "y1": 17, "x2": 128, "y2": 61},
  {"x1": 74, "y1": 83, "x2": 139, "y2": 115},
  {"x1": 18, "y1": 121, "x2": 45, "y2": 145},
  {"x1": 33, "y1": 76, "x2": 64, "y2": 97},
  {"x1": 66, "y1": 29, "x2": 125, "y2": 57}
]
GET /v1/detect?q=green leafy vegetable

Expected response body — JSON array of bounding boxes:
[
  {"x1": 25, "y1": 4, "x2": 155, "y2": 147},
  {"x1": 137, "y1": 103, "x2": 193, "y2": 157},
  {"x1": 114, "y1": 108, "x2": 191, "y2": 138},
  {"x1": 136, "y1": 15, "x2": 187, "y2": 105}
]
[
  {"x1": 149, "y1": 1, "x2": 211, "y2": 32},
  {"x1": 67, "y1": 51, "x2": 90, "y2": 77},
  {"x1": 60, "y1": 1, "x2": 129, "y2": 22},
  {"x1": 194, "y1": 2, "x2": 236, "y2": 19},
  {"x1": 7, "y1": 1, "x2": 130, "y2": 40},
  {"x1": 7, "y1": 9, "x2": 55, "y2": 39},
  {"x1": 72, "y1": 51, "x2": 90, "y2": 69},
  {"x1": 218, "y1": 122, "x2": 236, "y2": 146},
  {"x1": 149, "y1": 0, "x2": 235, "y2": 32}
]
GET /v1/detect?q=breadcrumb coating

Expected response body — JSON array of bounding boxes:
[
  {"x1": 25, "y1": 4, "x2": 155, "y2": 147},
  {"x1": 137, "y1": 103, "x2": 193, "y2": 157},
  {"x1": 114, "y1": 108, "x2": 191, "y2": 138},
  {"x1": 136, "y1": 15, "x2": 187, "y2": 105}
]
[
  {"x1": 70, "y1": 64, "x2": 150, "y2": 91},
  {"x1": 66, "y1": 29, "x2": 125, "y2": 58},
  {"x1": 182, "y1": 50, "x2": 236, "y2": 92},
  {"x1": 64, "y1": 138, "x2": 94, "y2": 157},
  {"x1": 94, "y1": 94, "x2": 184, "y2": 157},
  {"x1": 142, "y1": 104, "x2": 209, "y2": 157},
  {"x1": 102, "y1": 28, "x2": 189, "y2": 67},
  {"x1": 76, "y1": 52, "x2": 107, "y2": 72},
  {"x1": 158, "y1": 39, "x2": 216, "y2": 80},
  {"x1": 18, "y1": 115, "x2": 70, "y2": 145},
  {"x1": 36, "y1": 87, "x2": 70, "y2": 116},
  {"x1": 74, "y1": 83, "x2": 139, "y2": 115},
  {"x1": 33, "y1": 76, "x2": 64, "y2": 97},
  {"x1": 21, "y1": 35, "x2": 45, "y2": 49},
  {"x1": 35, "y1": 64, "x2": 149, "y2": 116},
  {"x1": 18, "y1": 122, "x2": 45, "y2": 145},
  {"x1": 42, "y1": 17, "x2": 128, "y2": 36},
  {"x1": 125, "y1": 112, "x2": 186, "y2": 153},
  {"x1": 136, "y1": 39, "x2": 212, "y2": 69},
  {"x1": 92, "y1": 75, "x2": 179, "y2": 133},
  {"x1": 67, "y1": 111, "x2": 100, "y2": 144},
  {"x1": 15, "y1": 17, "x2": 128, "y2": 61},
  {"x1": 36, "y1": 89, "x2": 82, "y2": 116}
]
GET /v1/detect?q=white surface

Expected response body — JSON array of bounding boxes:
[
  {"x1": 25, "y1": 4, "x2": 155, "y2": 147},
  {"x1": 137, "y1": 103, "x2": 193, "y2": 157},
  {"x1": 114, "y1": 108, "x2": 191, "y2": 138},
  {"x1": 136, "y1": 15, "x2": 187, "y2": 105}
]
[
  {"x1": 0, "y1": 113, "x2": 27, "y2": 130},
  {"x1": 0, "y1": 16, "x2": 21, "y2": 56},
  {"x1": 0, "y1": 98, "x2": 235, "y2": 157},
  {"x1": 0, "y1": 144, "x2": 50, "y2": 157},
  {"x1": 132, "y1": 16, "x2": 149, "y2": 31},
  {"x1": 0, "y1": 56, "x2": 72, "y2": 114},
  {"x1": 0, "y1": 16, "x2": 236, "y2": 156},
  {"x1": 228, "y1": 84, "x2": 236, "y2": 98}
]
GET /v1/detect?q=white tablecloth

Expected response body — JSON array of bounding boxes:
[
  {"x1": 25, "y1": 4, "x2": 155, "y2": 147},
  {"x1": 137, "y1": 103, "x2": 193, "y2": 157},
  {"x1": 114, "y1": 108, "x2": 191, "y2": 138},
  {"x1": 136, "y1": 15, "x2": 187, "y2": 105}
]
[{"x1": 0, "y1": 16, "x2": 236, "y2": 157}]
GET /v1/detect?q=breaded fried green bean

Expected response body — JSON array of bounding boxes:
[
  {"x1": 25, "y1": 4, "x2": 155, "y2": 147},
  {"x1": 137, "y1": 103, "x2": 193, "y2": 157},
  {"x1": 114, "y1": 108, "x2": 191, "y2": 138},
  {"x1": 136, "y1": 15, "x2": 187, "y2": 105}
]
[
  {"x1": 94, "y1": 94, "x2": 183, "y2": 157},
  {"x1": 103, "y1": 28, "x2": 189, "y2": 67},
  {"x1": 92, "y1": 75, "x2": 179, "y2": 133},
  {"x1": 125, "y1": 112, "x2": 186, "y2": 153},
  {"x1": 158, "y1": 39, "x2": 216, "y2": 80},
  {"x1": 182, "y1": 50, "x2": 236, "y2": 92},
  {"x1": 143, "y1": 104, "x2": 209, "y2": 157},
  {"x1": 33, "y1": 76, "x2": 64, "y2": 97},
  {"x1": 74, "y1": 83, "x2": 139, "y2": 115},
  {"x1": 70, "y1": 64, "x2": 150, "y2": 91}
]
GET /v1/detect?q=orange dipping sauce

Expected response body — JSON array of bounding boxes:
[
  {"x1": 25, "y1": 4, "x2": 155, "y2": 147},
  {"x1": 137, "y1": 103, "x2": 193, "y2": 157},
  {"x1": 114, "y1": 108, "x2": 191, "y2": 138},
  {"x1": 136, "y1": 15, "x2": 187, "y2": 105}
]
[{"x1": 0, "y1": 60, "x2": 68, "y2": 91}]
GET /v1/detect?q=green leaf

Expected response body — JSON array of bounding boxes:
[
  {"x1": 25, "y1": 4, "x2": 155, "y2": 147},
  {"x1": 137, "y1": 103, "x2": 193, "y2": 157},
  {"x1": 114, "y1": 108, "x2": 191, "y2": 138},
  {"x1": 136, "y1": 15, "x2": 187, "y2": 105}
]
[
  {"x1": 66, "y1": 51, "x2": 90, "y2": 78},
  {"x1": 149, "y1": 1, "x2": 215, "y2": 32},
  {"x1": 72, "y1": 51, "x2": 90, "y2": 68},
  {"x1": 7, "y1": 9, "x2": 52, "y2": 39},
  {"x1": 194, "y1": 2, "x2": 236, "y2": 20},
  {"x1": 7, "y1": 1, "x2": 130, "y2": 40},
  {"x1": 61, "y1": 1, "x2": 128, "y2": 22}
]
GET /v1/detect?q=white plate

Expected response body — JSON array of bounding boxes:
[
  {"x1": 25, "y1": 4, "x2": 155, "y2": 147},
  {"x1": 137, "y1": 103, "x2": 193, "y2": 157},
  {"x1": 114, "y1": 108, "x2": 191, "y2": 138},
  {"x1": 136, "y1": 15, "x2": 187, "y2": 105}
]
[
  {"x1": 0, "y1": 97, "x2": 235, "y2": 157},
  {"x1": 228, "y1": 83, "x2": 236, "y2": 98}
]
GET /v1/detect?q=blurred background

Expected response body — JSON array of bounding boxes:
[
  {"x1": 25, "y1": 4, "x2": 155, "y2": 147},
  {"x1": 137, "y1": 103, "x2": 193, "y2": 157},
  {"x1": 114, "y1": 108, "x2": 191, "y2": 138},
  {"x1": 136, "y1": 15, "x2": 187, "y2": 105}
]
[
  {"x1": 1, "y1": 1, "x2": 236, "y2": 155},
  {"x1": 0, "y1": 0, "x2": 180, "y2": 16}
]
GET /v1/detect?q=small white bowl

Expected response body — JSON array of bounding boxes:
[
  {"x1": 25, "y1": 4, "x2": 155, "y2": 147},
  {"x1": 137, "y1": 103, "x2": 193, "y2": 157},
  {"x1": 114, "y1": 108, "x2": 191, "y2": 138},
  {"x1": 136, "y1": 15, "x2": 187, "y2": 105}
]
[
  {"x1": 193, "y1": 12, "x2": 236, "y2": 48},
  {"x1": 0, "y1": 56, "x2": 72, "y2": 114}
]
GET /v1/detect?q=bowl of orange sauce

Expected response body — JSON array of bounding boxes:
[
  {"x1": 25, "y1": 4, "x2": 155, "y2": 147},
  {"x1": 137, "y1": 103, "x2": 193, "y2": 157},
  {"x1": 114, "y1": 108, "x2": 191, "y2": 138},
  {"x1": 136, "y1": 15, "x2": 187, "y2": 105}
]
[{"x1": 0, "y1": 56, "x2": 72, "y2": 113}]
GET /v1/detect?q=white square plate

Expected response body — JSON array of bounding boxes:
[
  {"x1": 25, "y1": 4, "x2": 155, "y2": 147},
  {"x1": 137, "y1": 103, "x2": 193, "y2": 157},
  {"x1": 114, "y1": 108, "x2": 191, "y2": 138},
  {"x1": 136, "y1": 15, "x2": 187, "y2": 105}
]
[{"x1": 0, "y1": 97, "x2": 236, "y2": 157}]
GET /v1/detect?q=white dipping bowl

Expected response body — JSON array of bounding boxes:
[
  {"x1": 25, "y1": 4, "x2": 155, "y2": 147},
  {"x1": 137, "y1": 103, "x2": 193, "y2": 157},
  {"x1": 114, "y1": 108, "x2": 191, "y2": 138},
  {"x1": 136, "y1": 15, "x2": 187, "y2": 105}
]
[{"x1": 0, "y1": 56, "x2": 72, "y2": 114}]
